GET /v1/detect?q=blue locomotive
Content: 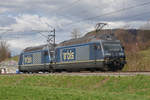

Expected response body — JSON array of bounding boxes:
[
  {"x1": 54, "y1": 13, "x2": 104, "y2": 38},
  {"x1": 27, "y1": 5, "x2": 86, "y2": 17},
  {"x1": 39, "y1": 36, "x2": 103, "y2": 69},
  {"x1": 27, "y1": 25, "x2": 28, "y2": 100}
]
[{"x1": 18, "y1": 36, "x2": 126, "y2": 72}]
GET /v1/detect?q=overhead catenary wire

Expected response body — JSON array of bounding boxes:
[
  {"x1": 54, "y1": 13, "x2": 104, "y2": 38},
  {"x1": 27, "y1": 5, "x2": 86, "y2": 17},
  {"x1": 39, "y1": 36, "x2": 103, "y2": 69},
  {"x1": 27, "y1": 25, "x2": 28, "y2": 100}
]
[
  {"x1": 30, "y1": 0, "x2": 82, "y2": 48},
  {"x1": 58, "y1": 1, "x2": 150, "y2": 31},
  {"x1": 84, "y1": 1, "x2": 150, "y2": 21},
  {"x1": 0, "y1": 0, "x2": 82, "y2": 36},
  {"x1": 53, "y1": 0, "x2": 81, "y2": 15},
  {"x1": 2, "y1": 0, "x2": 150, "y2": 46},
  {"x1": 56, "y1": 10, "x2": 150, "y2": 39}
]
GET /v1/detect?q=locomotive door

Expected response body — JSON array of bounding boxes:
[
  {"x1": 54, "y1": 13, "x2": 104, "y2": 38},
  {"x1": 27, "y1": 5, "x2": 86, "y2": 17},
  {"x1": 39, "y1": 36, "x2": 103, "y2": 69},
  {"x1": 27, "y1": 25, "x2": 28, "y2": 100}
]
[
  {"x1": 93, "y1": 44, "x2": 98, "y2": 65},
  {"x1": 43, "y1": 51, "x2": 49, "y2": 63},
  {"x1": 42, "y1": 50, "x2": 49, "y2": 71},
  {"x1": 93, "y1": 43, "x2": 102, "y2": 67}
]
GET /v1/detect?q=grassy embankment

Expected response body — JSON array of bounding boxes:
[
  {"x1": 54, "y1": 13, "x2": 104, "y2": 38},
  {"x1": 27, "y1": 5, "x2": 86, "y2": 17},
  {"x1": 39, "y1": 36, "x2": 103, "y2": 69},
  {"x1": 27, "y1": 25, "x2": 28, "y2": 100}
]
[
  {"x1": 0, "y1": 75, "x2": 150, "y2": 100},
  {"x1": 123, "y1": 48, "x2": 150, "y2": 71},
  {"x1": 7, "y1": 56, "x2": 19, "y2": 62}
]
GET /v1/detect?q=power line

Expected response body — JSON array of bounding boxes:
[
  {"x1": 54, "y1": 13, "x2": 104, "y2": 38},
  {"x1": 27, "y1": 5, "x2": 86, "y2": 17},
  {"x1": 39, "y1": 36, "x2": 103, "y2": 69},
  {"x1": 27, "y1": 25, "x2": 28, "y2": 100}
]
[
  {"x1": 53, "y1": 0, "x2": 81, "y2": 15},
  {"x1": 113, "y1": 11, "x2": 150, "y2": 22},
  {"x1": 56, "y1": 10, "x2": 150, "y2": 40},
  {"x1": 31, "y1": 0, "x2": 82, "y2": 49},
  {"x1": 84, "y1": 1, "x2": 150, "y2": 21},
  {"x1": 3, "y1": 1, "x2": 150, "y2": 44},
  {"x1": 3, "y1": 0, "x2": 82, "y2": 39},
  {"x1": 9, "y1": 8, "x2": 150, "y2": 40},
  {"x1": 58, "y1": 1, "x2": 150, "y2": 30},
  {"x1": 76, "y1": 0, "x2": 118, "y2": 18}
]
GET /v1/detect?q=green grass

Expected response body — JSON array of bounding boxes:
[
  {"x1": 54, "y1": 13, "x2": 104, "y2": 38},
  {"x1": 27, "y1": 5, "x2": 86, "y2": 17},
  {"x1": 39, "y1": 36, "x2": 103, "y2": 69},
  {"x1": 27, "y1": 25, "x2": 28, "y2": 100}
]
[
  {"x1": 6, "y1": 56, "x2": 19, "y2": 62},
  {"x1": 0, "y1": 75, "x2": 150, "y2": 100}
]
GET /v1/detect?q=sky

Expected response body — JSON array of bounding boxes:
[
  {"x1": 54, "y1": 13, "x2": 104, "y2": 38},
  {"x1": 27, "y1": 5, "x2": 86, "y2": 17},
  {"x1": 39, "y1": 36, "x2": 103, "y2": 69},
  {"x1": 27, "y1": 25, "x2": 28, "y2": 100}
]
[{"x1": 0, "y1": 0, "x2": 150, "y2": 55}]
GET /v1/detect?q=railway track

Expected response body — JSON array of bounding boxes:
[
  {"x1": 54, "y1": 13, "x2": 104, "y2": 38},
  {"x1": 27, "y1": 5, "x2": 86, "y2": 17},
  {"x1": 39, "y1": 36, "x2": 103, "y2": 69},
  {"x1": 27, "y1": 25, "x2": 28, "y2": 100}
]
[{"x1": 1, "y1": 71, "x2": 150, "y2": 76}]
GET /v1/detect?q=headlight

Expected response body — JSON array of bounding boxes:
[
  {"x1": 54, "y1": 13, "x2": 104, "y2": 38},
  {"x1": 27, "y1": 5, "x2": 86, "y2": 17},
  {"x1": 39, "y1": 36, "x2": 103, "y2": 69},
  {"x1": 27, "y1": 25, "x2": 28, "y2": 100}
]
[{"x1": 105, "y1": 53, "x2": 111, "y2": 56}]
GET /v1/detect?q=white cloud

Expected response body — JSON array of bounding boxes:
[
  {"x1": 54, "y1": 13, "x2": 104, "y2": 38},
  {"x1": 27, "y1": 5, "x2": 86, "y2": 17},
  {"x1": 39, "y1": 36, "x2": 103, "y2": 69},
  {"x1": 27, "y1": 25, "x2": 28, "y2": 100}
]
[
  {"x1": 7, "y1": 40, "x2": 43, "y2": 56},
  {"x1": 8, "y1": 38, "x2": 44, "y2": 50},
  {"x1": 0, "y1": 8, "x2": 9, "y2": 14},
  {"x1": 10, "y1": 15, "x2": 48, "y2": 32},
  {"x1": 0, "y1": 0, "x2": 149, "y2": 55},
  {"x1": 3, "y1": 14, "x2": 73, "y2": 54},
  {"x1": 8, "y1": 14, "x2": 72, "y2": 33}
]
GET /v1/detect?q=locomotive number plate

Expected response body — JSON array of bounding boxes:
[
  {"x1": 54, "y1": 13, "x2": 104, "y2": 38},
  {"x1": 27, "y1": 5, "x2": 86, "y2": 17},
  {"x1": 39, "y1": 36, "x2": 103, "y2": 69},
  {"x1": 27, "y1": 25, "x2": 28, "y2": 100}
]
[
  {"x1": 62, "y1": 48, "x2": 76, "y2": 61},
  {"x1": 24, "y1": 54, "x2": 33, "y2": 64}
]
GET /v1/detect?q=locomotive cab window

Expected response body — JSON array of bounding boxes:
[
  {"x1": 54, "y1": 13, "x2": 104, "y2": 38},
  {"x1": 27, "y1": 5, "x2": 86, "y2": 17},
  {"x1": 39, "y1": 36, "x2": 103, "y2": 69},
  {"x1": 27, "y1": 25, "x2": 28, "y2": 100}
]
[{"x1": 102, "y1": 42, "x2": 122, "y2": 51}]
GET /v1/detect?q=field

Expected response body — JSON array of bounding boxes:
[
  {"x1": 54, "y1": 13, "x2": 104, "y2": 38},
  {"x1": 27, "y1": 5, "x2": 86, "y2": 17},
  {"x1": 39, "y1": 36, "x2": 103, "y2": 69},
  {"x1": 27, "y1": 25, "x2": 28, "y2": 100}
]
[
  {"x1": 0, "y1": 75, "x2": 150, "y2": 100},
  {"x1": 124, "y1": 48, "x2": 150, "y2": 71}
]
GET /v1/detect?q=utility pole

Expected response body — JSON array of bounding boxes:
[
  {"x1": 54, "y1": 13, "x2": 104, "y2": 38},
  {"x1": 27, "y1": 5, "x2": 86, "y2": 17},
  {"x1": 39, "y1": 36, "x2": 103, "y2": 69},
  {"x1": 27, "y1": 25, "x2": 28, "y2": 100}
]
[
  {"x1": 46, "y1": 28, "x2": 56, "y2": 62},
  {"x1": 32, "y1": 26, "x2": 56, "y2": 62}
]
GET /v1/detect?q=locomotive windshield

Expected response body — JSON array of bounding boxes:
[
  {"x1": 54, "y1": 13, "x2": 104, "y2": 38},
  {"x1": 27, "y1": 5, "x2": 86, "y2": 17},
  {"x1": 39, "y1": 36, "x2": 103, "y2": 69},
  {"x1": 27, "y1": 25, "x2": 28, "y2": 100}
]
[{"x1": 102, "y1": 42, "x2": 122, "y2": 51}]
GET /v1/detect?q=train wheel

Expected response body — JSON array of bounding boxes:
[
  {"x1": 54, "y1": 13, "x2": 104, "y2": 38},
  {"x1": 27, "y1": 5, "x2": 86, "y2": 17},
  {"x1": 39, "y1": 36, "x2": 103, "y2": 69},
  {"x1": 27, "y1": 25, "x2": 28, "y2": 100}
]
[
  {"x1": 49, "y1": 69, "x2": 54, "y2": 73},
  {"x1": 48, "y1": 66, "x2": 55, "y2": 73},
  {"x1": 90, "y1": 69, "x2": 95, "y2": 72},
  {"x1": 118, "y1": 64, "x2": 124, "y2": 70}
]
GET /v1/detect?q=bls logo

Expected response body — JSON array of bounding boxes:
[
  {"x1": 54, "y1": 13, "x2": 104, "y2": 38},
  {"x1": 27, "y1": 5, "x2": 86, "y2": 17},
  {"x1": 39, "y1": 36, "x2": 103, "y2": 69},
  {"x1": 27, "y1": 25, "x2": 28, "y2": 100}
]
[
  {"x1": 62, "y1": 48, "x2": 76, "y2": 61},
  {"x1": 24, "y1": 55, "x2": 33, "y2": 64}
]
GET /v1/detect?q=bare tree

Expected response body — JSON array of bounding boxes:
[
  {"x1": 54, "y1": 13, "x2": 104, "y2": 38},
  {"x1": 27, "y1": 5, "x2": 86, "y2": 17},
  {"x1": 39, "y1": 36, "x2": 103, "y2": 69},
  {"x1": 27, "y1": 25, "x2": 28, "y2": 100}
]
[
  {"x1": 0, "y1": 40, "x2": 10, "y2": 62},
  {"x1": 71, "y1": 28, "x2": 81, "y2": 39}
]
